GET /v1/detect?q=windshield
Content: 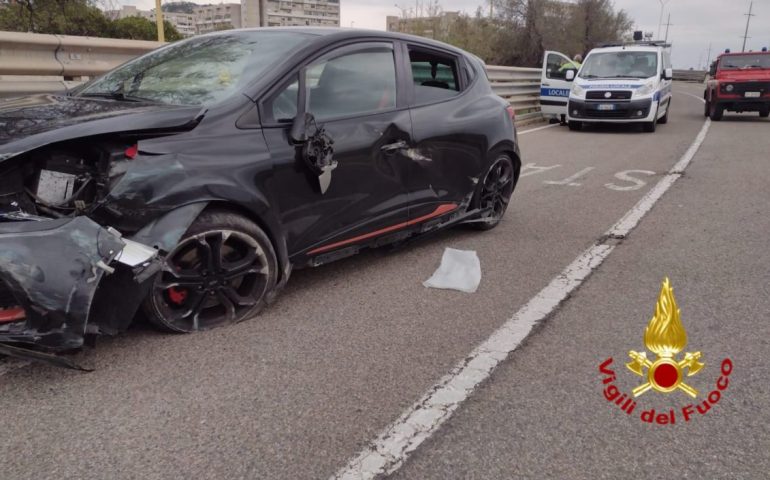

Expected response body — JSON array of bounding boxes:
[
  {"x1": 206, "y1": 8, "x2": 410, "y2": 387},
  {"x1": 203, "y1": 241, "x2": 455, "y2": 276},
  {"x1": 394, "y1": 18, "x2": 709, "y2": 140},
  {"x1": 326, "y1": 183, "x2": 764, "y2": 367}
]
[
  {"x1": 719, "y1": 54, "x2": 770, "y2": 70},
  {"x1": 77, "y1": 31, "x2": 312, "y2": 106},
  {"x1": 578, "y1": 51, "x2": 658, "y2": 79}
]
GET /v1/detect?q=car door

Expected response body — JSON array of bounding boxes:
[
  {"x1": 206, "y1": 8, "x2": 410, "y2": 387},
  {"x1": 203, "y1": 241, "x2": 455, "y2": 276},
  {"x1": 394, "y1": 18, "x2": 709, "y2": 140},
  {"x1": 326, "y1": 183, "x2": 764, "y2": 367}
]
[
  {"x1": 404, "y1": 43, "x2": 489, "y2": 220},
  {"x1": 541, "y1": 51, "x2": 576, "y2": 118},
  {"x1": 260, "y1": 41, "x2": 413, "y2": 257}
]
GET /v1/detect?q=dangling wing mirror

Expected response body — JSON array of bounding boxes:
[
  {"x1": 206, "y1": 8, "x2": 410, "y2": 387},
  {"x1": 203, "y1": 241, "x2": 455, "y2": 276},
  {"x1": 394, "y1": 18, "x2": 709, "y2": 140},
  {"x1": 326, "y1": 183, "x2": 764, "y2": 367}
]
[
  {"x1": 565, "y1": 70, "x2": 576, "y2": 81},
  {"x1": 290, "y1": 112, "x2": 314, "y2": 144}
]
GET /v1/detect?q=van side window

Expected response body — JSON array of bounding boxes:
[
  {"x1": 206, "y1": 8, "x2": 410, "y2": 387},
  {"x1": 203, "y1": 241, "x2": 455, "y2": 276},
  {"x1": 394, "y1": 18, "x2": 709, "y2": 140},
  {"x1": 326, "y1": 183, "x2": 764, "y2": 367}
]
[{"x1": 409, "y1": 47, "x2": 461, "y2": 103}]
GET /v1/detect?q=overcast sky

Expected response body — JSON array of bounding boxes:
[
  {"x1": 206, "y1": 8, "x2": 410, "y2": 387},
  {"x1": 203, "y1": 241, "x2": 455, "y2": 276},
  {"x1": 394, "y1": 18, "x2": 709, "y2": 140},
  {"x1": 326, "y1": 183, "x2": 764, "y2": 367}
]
[{"x1": 125, "y1": 0, "x2": 770, "y2": 69}]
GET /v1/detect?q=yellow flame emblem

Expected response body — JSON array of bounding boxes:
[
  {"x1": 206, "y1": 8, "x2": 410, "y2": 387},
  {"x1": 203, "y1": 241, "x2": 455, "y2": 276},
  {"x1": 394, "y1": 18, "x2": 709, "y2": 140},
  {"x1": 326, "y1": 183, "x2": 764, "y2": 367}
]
[{"x1": 626, "y1": 278, "x2": 704, "y2": 398}]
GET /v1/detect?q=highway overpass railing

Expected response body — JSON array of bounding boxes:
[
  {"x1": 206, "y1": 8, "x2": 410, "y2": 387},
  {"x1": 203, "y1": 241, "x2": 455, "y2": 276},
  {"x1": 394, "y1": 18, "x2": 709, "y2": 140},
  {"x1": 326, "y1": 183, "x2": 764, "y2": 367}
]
[{"x1": 0, "y1": 31, "x2": 545, "y2": 123}]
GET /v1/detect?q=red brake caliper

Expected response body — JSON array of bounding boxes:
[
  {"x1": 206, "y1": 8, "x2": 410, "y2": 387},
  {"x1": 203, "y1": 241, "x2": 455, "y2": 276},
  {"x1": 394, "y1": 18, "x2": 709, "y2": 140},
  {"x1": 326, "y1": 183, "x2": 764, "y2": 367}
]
[{"x1": 167, "y1": 287, "x2": 189, "y2": 305}]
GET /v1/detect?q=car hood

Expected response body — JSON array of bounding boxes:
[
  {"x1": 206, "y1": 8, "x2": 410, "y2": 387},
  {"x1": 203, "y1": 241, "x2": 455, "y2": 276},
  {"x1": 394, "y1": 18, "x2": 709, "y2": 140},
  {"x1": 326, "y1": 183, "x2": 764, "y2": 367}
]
[
  {"x1": 0, "y1": 94, "x2": 204, "y2": 159},
  {"x1": 717, "y1": 69, "x2": 770, "y2": 81}
]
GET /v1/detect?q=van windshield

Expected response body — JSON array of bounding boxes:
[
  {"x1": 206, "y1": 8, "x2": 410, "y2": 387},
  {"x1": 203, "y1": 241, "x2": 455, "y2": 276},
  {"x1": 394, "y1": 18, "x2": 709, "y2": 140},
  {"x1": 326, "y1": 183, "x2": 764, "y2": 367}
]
[{"x1": 578, "y1": 51, "x2": 658, "y2": 80}]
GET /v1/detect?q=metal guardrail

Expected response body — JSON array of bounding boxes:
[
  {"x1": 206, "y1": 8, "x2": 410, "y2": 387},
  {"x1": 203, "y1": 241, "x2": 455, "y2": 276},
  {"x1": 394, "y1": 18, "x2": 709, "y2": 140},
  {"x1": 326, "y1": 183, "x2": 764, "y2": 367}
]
[
  {"x1": 672, "y1": 69, "x2": 707, "y2": 83},
  {"x1": 0, "y1": 31, "x2": 544, "y2": 122}
]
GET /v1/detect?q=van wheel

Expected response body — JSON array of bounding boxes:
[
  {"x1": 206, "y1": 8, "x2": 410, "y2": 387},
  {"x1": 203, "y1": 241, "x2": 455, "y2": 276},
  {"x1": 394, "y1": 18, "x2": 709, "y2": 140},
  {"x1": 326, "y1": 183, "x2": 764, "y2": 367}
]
[
  {"x1": 709, "y1": 102, "x2": 724, "y2": 121},
  {"x1": 144, "y1": 210, "x2": 278, "y2": 333},
  {"x1": 658, "y1": 102, "x2": 670, "y2": 124},
  {"x1": 568, "y1": 121, "x2": 582, "y2": 131}
]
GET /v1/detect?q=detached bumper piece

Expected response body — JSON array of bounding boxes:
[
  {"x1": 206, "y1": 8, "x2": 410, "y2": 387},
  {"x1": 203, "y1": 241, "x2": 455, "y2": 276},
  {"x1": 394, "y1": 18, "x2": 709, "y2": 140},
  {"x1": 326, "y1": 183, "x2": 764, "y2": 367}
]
[
  {"x1": 569, "y1": 98, "x2": 652, "y2": 120},
  {"x1": 0, "y1": 217, "x2": 158, "y2": 365}
]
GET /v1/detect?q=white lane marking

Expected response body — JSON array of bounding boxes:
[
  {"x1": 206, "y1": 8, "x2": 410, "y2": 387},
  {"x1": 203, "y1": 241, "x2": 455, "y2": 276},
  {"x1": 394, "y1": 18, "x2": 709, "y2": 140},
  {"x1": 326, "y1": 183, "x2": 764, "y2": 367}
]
[
  {"x1": 608, "y1": 119, "x2": 711, "y2": 238},
  {"x1": 676, "y1": 90, "x2": 707, "y2": 104},
  {"x1": 332, "y1": 124, "x2": 713, "y2": 480},
  {"x1": 518, "y1": 123, "x2": 560, "y2": 135},
  {"x1": 519, "y1": 163, "x2": 561, "y2": 177},
  {"x1": 544, "y1": 167, "x2": 595, "y2": 186},
  {"x1": 605, "y1": 170, "x2": 656, "y2": 191}
]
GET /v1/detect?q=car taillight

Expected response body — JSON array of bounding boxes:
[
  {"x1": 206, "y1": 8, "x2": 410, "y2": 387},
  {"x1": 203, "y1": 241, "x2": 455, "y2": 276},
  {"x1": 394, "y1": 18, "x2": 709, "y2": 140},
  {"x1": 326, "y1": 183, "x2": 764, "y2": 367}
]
[
  {"x1": 125, "y1": 144, "x2": 138, "y2": 159},
  {"x1": 506, "y1": 105, "x2": 516, "y2": 122}
]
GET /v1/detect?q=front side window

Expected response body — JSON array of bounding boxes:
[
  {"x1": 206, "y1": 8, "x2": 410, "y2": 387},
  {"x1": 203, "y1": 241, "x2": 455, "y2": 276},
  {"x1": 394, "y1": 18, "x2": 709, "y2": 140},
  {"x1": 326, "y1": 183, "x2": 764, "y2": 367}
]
[
  {"x1": 579, "y1": 51, "x2": 658, "y2": 79},
  {"x1": 78, "y1": 31, "x2": 311, "y2": 106},
  {"x1": 305, "y1": 46, "x2": 397, "y2": 121},
  {"x1": 546, "y1": 53, "x2": 576, "y2": 79}
]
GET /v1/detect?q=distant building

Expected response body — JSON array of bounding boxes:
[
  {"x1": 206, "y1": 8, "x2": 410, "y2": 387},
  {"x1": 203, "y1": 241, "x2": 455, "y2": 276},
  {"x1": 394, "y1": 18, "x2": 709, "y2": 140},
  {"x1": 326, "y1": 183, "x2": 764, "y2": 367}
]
[
  {"x1": 105, "y1": 3, "x2": 242, "y2": 37},
  {"x1": 386, "y1": 11, "x2": 460, "y2": 39},
  {"x1": 241, "y1": 0, "x2": 340, "y2": 28},
  {"x1": 194, "y1": 3, "x2": 242, "y2": 34}
]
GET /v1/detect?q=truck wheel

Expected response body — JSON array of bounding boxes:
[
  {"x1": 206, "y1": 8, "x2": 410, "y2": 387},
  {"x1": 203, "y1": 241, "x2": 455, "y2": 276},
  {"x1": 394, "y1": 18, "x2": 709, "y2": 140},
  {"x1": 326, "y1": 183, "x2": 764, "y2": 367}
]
[
  {"x1": 143, "y1": 209, "x2": 278, "y2": 333},
  {"x1": 760, "y1": 108, "x2": 769, "y2": 118},
  {"x1": 709, "y1": 102, "x2": 724, "y2": 121},
  {"x1": 568, "y1": 121, "x2": 582, "y2": 131}
]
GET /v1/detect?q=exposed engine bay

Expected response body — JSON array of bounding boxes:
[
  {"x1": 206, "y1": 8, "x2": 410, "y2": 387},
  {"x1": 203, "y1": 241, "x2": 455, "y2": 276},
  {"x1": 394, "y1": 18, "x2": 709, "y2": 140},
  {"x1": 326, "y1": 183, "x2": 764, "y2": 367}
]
[{"x1": 0, "y1": 140, "x2": 131, "y2": 221}]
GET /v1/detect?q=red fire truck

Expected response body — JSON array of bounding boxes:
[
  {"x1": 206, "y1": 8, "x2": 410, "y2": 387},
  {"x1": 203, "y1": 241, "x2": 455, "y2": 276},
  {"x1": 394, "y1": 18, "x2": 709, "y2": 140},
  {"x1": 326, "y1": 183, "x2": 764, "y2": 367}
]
[{"x1": 705, "y1": 48, "x2": 770, "y2": 120}]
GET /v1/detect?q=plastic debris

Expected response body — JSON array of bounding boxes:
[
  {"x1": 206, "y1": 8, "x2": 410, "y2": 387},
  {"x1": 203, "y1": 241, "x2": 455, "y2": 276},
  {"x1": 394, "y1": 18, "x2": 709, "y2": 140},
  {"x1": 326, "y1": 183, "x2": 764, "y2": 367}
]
[{"x1": 423, "y1": 248, "x2": 481, "y2": 293}]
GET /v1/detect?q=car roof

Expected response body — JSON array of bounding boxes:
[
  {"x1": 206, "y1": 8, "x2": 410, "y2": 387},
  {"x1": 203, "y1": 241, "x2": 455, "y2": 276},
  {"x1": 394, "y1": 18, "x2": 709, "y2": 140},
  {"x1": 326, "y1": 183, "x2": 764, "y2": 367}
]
[
  {"x1": 198, "y1": 27, "x2": 471, "y2": 57},
  {"x1": 588, "y1": 45, "x2": 662, "y2": 54}
]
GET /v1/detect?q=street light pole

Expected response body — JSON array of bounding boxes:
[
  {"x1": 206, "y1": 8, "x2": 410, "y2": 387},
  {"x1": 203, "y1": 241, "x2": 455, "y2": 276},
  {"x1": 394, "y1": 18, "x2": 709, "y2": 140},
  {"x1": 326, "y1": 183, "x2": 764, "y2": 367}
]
[
  {"x1": 657, "y1": 0, "x2": 670, "y2": 40},
  {"x1": 155, "y1": 0, "x2": 165, "y2": 42},
  {"x1": 664, "y1": 13, "x2": 672, "y2": 43}
]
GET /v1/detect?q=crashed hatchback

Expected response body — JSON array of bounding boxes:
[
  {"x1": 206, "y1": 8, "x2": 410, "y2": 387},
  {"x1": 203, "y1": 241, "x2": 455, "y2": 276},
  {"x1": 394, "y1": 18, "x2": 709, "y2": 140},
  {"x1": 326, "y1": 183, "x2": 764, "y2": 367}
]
[{"x1": 0, "y1": 28, "x2": 521, "y2": 358}]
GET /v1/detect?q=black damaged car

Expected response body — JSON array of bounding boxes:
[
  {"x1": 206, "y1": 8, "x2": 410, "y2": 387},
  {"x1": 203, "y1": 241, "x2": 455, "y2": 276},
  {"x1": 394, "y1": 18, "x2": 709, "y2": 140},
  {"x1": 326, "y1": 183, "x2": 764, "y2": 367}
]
[{"x1": 0, "y1": 28, "x2": 521, "y2": 362}]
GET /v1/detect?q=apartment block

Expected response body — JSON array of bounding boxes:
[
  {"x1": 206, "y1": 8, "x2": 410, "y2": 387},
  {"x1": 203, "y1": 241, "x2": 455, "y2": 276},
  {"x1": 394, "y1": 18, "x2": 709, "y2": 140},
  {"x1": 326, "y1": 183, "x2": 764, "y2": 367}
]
[{"x1": 241, "y1": 0, "x2": 340, "y2": 28}]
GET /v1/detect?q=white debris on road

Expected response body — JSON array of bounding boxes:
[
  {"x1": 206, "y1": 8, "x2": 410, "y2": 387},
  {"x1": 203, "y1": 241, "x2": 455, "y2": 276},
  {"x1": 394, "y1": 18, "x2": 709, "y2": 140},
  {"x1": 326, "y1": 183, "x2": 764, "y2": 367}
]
[{"x1": 423, "y1": 248, "x2": 481, "y2": 293}]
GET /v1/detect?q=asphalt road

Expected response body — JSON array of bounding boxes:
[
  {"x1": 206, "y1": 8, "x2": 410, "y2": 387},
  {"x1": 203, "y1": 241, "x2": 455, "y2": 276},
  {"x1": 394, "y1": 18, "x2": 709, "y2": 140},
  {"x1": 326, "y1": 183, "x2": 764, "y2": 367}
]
[{"x1": 1, "y1": 82, "x2": 768, "y2": 479}]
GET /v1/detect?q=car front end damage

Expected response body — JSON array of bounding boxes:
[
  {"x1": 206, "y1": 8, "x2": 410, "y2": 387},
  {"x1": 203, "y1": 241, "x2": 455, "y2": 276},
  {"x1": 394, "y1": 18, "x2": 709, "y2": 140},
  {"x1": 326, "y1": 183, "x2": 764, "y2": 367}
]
[{"x1": 0, "y1": 215, "x2": 159, "y2": 364}]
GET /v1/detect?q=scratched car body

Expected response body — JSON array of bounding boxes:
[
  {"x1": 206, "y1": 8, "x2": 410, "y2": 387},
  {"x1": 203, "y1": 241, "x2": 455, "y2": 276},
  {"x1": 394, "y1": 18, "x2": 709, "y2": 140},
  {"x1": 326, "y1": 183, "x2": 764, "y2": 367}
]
[{"x1": 0, "y1": 28, "x2": 520, "y2": 361}]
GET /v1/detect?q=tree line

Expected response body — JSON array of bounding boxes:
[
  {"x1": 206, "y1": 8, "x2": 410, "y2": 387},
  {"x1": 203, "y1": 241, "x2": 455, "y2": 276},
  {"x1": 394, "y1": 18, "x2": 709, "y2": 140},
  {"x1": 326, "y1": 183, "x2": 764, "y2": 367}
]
[
  {"x1": 398, "y1": 0, "x2": 634, "y2": 67},
  {"x1": 0, "y1": 0, "x2": 184, "y2": 41}
]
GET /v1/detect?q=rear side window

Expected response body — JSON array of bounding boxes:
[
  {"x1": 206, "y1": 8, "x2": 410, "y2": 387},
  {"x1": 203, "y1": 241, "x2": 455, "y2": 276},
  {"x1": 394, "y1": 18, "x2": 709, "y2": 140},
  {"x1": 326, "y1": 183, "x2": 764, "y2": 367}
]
[{"x1": 409, "y1": 47, "x2": 461, "y2": 103}]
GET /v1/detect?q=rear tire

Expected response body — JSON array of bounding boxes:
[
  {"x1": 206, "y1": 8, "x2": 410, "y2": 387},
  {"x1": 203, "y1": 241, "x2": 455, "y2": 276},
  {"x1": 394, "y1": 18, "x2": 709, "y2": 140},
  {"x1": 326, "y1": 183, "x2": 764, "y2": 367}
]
[
  {"x1": 143, "y1": 209, "x2": 278, "y2": 333},
  {"x1": 470, "y1": 154, "x2": 517, "y2": 231},
  {"x1": 709, "y1": 102, "x2": 724, "y2": 121},
  {"x1": 568, "y1": 121, "x2": 582, "y2": 131},
  {"x1": 760, "y1": 108, "x2": 770, "y2": 118}
]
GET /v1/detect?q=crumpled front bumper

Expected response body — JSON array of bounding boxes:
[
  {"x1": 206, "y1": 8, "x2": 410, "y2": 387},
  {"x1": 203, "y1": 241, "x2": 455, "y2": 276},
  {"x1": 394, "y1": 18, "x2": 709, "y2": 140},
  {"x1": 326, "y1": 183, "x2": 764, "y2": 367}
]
[{"x1": 0, "y1": 216, "x2": 157, "y2": 354}]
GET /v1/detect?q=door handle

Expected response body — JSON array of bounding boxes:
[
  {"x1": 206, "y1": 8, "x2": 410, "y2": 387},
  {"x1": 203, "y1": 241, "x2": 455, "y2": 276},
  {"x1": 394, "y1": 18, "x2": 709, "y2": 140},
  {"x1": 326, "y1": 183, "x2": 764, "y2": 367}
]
[
  {"x1": 542, "y1": 82, "x2": 551, "y2": 86},
  {"x1": 381, "y1": 140, "x2": 408, "y2": 153}
]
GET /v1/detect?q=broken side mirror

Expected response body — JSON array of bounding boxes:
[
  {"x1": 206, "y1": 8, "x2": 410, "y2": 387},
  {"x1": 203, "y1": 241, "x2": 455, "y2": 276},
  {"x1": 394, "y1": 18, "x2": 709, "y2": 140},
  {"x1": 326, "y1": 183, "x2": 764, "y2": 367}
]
[
  {"x1": 565, "y1": 70, "x2": 575, "y2": 81},
  {"x1": 290, "y1": 112, "x2": 314, "y2": 144},
  {"x1": 290, "y1": 112, "x2": 337, "y2": 194},
  {"x1": 708, "y1": 62, "x2": 717, "y2": 77}
]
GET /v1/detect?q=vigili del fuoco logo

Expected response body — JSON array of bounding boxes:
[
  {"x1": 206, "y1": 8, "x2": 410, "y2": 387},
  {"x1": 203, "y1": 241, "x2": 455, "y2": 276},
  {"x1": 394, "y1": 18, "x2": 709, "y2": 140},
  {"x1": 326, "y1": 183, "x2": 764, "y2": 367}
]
[{"x1": 598, "y1": 278, "x2": 734, "y2": 425}]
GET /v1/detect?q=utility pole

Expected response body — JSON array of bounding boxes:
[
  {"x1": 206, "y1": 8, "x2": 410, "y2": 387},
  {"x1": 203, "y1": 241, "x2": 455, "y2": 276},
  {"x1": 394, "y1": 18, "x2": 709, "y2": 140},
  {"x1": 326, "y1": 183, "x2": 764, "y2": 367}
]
[
  {"x1": 706, "y1": 42, "x2": 712, "y2": 70},
  {"x1": 663, "y1": 13, "x2": 672, "y2": 43},
  {"x1": 490, "y1": 0, "x2": 493, "y2": 18},
  {"x1": 657, "y1": 0, "x2": 670, "y2": 40},
  {"x1": 155, "y1": 0, "x2": 164, "y2": 42},
  {"x1": 741, "y1": 1, "x2": 754, "y2": 52}
]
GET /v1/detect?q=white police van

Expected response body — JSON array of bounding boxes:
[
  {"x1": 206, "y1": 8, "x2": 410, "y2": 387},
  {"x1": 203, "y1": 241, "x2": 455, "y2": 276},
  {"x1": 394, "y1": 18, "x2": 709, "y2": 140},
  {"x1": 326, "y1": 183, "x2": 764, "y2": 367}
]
[{"x1": 540, "y1": 42, "x2": 673, "y2": 133}]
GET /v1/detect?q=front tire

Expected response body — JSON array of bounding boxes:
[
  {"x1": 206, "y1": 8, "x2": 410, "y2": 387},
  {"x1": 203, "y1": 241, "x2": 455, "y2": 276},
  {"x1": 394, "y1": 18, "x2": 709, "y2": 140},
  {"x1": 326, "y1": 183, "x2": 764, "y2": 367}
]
[
  {"x1": 760, "y1": 107, "x2": 769, "y2": 118},
  {"x1": 470, "y1": 154, "x2": 517, "y2": 231},
  {"x1": 144, "y1": 209, "x2": 278, "y2": 333},
  {"x1": 709, "y1": 102, "x2": 724, "y2": 121},
  {"x1": 658, "y1": 101, "x2": 670, "y2": 124},
  {"x1": 568, "y1": 121, "x2": 582, "y2": 131}
]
